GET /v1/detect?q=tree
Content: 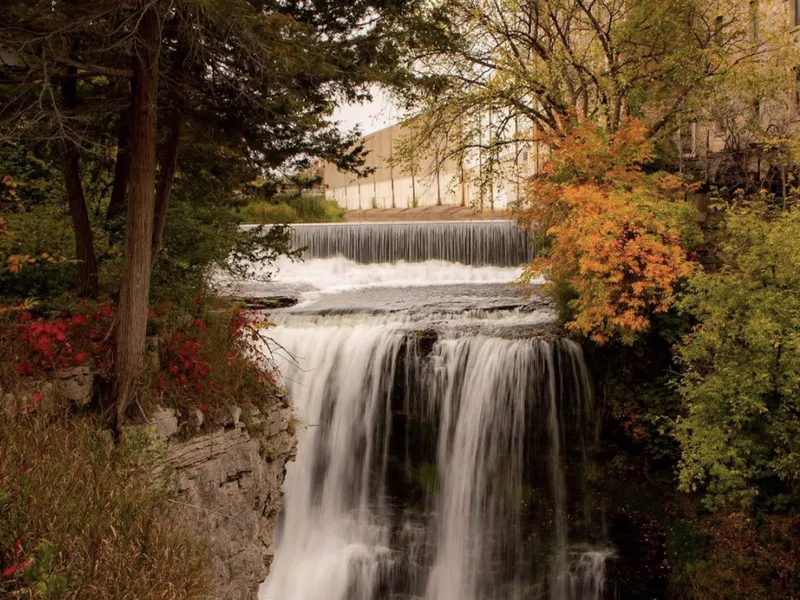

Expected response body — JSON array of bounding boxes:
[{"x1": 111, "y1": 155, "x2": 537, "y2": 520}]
[
  {"x1": 518, "y1": 119, "x2": 700, "y2": 344},
  {"x1": 113, "y1": 1, "x2": 160, "y2": 427},
  {"x1": 392, "y1": 0, "x2": 763, "y2": 182},
  {"x1": 677, "y1": 198, "x2": 800, "y2": 511},
  {"x1": 1, "y1": 0, "x2": 418, "y2": 428}
]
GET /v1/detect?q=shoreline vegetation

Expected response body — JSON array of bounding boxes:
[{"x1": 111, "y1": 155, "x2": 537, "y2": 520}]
[
  {"x1": 1, "y1": 0, "x2": 799, "y2": 598},
  {"x1": 234, "y1": 194, "x2": 345, "y2": 225}
]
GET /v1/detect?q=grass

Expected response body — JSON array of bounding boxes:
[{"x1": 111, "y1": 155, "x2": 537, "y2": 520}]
[
  {"x1": 236, "y1": 194, "x2": 345, "y2": 224},
  {"x1": 0, "y1": 406, "x2": 211, "y2": 599},
  {"x1": 0, "y1": 295, "x2": 286, "y2": 599}
]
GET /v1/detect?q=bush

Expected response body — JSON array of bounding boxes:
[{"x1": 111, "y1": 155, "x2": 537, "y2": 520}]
[
  {"x1": 668, "y1": 513, "x2": 800, "y2": 600},
  {"x1": 0, "y1": 410, "x2": 210, "y2": 599},
  {"x1": 144, "y1": 299, "x2": 282, "y2": 431},
  {"x1": 677, "y1": 199, "x2": 800, "y2": 511},
  {"x1": 236, "y1": 194, "x2": 344, "y2": 224},
  {"x1": 516, "y1": 119, "x2": 701, "y2": 345}
]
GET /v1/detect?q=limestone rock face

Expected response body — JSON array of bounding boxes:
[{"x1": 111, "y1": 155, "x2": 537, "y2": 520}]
[
  {"x1": 164, "y1": 406, "x2": 296, "y2": 600},
  {"x1": 55, "y1": 366, "x2": 93, "y2": 407}
]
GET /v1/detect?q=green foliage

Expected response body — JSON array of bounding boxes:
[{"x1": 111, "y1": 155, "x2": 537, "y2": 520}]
[
  {"x1": 677, "y1": 200, "x2": 800, "y2": 511},
  {"x1": 0, "y1": 410, "x2": 210, "y2": 599},
  {"x1": 236, "y1": 194, "x2": 345, "y2": 224}
]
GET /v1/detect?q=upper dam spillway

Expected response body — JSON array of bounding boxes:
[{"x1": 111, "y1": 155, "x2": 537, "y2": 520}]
[{"x1": 283, "y1": 220, "x2": 532, "y2": 267}]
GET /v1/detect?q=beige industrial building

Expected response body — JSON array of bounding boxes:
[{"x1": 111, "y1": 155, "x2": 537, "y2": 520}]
[
  {"x1": 323, "y1": 0, "x2": 800, "y2": 211},
  {"x1": 321, "y1": 120, "x2": 536, "y2": 211}
]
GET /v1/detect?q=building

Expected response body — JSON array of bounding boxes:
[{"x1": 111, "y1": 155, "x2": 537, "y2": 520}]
[
  {"x1": 321, "y1": 117, "x2": 543, "y2": 211},
  {"x1": 323, "y1": 0, "x2": 800, "y2": 210}
]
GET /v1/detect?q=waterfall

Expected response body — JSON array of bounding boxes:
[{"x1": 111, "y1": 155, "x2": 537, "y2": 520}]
[
  {"x1": 284, "y1": 221, "x2": 531, "y2": 267},
  {"x1": 260, "y1": 311, "x2": 610, "y2": 600}
]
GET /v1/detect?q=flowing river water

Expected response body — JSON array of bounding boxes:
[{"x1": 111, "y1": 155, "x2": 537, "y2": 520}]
[{"x1": 244, "y1": 222, "x2": 612, "y2": 600}]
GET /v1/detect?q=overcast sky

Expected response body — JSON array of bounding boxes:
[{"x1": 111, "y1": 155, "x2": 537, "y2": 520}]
[{"x1": 331, "y1": 87, "x2": 405, "y2": 136}]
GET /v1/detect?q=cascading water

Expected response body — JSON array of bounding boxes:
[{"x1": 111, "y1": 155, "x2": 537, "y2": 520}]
[
  {"x1": 251, "y1": 222, "x2": 611, "y2": 600},
  {"x1": 283, "y1": 221, "x2": 531, "y2": 266}
]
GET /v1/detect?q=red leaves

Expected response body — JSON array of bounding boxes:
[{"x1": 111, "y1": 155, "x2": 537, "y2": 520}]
[
  {"x1": 2, "y1": 558, "x2": 34, "y2": 578},
  {"x1": 15, "y1": 304, "x2": 113, "y2": 374},
  {"x1": 200, "y1": 403, "x2": 208, "y2": 414},
  {"x1": 20, "y1": 391, "x2": 41, "y2": 411},
  {"x1": 15, "y1": 362, "x2": 31, "y2": 375},
  {"x1": 2, "y1": 540, "x2": 32, "y2": 578},
  {"x1": 164, "y1": 333, "x2": 212, "y2": 392}
]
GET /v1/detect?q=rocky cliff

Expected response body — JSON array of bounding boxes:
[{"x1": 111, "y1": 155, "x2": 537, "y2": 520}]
[{"x1": 152, "y1": 404, "x2": 297, "y2": 600}]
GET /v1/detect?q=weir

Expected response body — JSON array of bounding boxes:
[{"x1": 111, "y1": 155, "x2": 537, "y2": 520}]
[{"x1": 286, "y1": 220, "x2": 532, "y2": 267}]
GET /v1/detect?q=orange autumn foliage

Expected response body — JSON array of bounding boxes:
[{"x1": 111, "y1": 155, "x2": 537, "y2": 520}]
[{"x1": 519, "y1": 119, "x2": 700, "y2": 344}]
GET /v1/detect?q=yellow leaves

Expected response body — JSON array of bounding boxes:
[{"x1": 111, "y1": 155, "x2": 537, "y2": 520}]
[
  {"x1": 6, "y1": 254, "x2": 30, "y2": 273},
  {"x1": 3, "y1": 251, "x2": 68, "y2": 274}
]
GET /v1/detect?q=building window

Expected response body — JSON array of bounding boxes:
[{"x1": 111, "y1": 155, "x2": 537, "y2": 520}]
[{"x1": 796, "y1": 0, "x2": 800, "y2": 27}]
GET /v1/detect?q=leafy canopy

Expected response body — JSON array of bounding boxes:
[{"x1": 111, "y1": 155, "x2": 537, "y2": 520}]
[
  {"x1": 677, "y1": 199, "x2": 800, "y2": 511},
  {"x1": 519, "y1": 119, "x2": 700, "y2": 344}
]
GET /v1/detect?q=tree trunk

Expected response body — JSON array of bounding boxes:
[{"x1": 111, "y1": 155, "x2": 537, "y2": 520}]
[
  {"x1": 106, "y1": 87, "x2": 132, "y2": 243},
  {"x1": 152, "y1": 11, "x2": 190, "y2": 262},
  {"x1": 59, "y1": 69, "x2": 98, "y2": 298},
  {"x1": 113, "y1": 2, "x2": 160, "y2": 431},
  {"x1": 151, "y1": 104, "x2": 184, "y2": 261}
]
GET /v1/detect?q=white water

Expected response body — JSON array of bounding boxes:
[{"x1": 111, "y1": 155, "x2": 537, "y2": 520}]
[
  {"x1": 283, "y1": 221, "x2": 531, "y2": 266},
  {"x1": 248, "y1": 224, "x2": 608, "y2": 599},
  {"x1": 259, "y1": 310, "x2": 610, "y2": 600},
  {"x1": 231, "y1": 256, "x2": 529, "y2": 307}
]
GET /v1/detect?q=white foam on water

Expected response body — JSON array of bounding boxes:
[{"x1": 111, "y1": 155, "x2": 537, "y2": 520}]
[{"x1": 259, "y1": 256, "x2": 525, "y2": 292}]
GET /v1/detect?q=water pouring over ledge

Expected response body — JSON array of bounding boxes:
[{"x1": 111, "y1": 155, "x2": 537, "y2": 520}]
[
  {"x1": 250, "y1": 221, "x2": 611, "y2": 600},
  {"x1": 244, "y1": 220, "x2": 533, "y2": 267}
]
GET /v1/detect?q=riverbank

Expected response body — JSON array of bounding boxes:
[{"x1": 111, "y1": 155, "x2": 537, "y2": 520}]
[
  {"x1": 343, "y1": 205, "x2": 510, "y2": 221},
  {"x1": 0, "y1": 300, "x2": 297, "y2": 600}
]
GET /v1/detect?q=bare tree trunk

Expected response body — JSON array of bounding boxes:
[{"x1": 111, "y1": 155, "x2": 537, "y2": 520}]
[
  {"x1": 151, "y1": 105, "x2": 184, "y2": 260},
  {"x1": 152, "y1": 12, "x2": 190, "y2": 262},
  {"x1": 106, "y1": 89, "x2": 132, "y2": 242},
  {"x1": 113, "y1": 2, "x2": 160, "y2": 431},
  {"x1": 59, "y1": 68, "x2": 98, "y2": 298}
]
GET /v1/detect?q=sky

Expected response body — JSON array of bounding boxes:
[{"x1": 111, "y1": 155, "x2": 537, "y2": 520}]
[{"x1": 331, "y1": 87, "x2": 405, "y2": 136}]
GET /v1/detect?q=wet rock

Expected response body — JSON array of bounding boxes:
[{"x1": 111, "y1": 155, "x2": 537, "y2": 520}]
[{"x1": 242, "y1": 296, "x2": 299, "y2": 310}]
